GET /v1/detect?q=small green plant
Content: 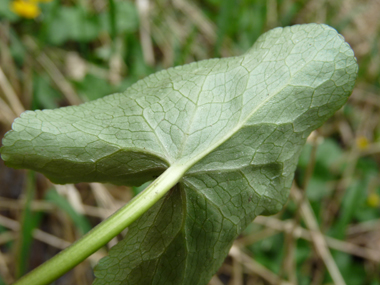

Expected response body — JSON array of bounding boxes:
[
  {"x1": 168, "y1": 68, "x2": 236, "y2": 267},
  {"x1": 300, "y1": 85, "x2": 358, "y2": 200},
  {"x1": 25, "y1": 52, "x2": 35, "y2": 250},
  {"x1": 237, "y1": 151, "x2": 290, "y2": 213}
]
[{"x1": 0, "y1": 23, "x2": 358, "y2": 285}]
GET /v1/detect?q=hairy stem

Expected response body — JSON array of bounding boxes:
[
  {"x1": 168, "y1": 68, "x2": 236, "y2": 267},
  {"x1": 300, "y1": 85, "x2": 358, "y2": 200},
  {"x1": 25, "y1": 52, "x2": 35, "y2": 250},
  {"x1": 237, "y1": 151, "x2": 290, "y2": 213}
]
[{"x1": 14, "y1": 165, "x2": 187, "y2": 285}]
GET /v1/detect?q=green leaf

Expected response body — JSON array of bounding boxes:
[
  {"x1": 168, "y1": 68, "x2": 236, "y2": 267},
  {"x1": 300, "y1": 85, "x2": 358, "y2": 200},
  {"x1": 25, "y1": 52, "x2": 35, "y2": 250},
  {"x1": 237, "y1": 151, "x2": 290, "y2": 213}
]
[
  {"x1": 33, "y1": 75, "x2": 62, "y2": 110},
  {"x1": 99, "y1": 1, "x2": 139, "y2": 35},
  {"x1": 16, "y1": 171, "x2": 38, "y2": 278},
  {"x1": 0, "y1": 24, "x2": 357, "y2": 285},
  {"x1": 74, "y1": 74, "x2": 114, "y2": 101},
  {"x1": 46, "y1": 7, "x2": 100, "y2": 45},
  {"x1": 0, "y1": 0, "x2": 19, "y2": 21}
]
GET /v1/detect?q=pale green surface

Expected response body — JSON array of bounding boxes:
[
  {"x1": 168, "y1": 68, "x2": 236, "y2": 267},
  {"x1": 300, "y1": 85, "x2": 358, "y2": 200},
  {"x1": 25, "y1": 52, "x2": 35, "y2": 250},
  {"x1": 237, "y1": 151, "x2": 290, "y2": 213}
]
[{"x1": 1, "y1": 24, "x2": 357, "y2": 285}]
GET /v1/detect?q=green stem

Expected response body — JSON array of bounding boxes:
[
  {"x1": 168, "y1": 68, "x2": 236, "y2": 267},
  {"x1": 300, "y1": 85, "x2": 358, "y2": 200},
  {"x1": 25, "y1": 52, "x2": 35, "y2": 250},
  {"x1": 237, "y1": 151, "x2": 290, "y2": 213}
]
[{"x1": 14, "y1": 165, "x2": 188, "y2": 285}]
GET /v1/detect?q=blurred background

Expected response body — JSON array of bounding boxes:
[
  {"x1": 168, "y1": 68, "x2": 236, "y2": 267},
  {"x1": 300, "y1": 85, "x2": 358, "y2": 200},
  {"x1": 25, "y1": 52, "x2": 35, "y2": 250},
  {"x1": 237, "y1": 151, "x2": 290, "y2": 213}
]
[{"x1": 0, "y1": 0, "x2": 379, "y2": 284}]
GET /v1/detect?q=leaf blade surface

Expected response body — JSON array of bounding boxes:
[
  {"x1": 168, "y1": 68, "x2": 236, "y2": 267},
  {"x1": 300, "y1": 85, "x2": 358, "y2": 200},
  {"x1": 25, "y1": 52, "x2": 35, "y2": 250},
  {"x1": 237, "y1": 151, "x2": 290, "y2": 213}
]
[{"x1": 0, "y1": 24, "x2": 358, "y2": 285}]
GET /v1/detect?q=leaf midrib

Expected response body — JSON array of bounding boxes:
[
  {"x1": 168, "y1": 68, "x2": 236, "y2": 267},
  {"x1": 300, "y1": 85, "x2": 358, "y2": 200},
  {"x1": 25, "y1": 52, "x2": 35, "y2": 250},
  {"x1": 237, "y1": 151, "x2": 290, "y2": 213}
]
[
  {"x1": 174, "y1": 32, "x2": 338, "y2": 174},
  {"x1": 176, "y1": 65, "x2": 290, "y2": 172}
]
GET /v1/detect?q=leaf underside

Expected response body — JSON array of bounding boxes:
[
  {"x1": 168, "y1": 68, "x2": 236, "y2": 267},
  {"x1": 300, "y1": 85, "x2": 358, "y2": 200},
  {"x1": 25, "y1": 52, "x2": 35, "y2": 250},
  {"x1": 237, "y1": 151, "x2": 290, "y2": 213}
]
[{"x1": 1, "y1": 24, "x2": 357, "y2": 285}]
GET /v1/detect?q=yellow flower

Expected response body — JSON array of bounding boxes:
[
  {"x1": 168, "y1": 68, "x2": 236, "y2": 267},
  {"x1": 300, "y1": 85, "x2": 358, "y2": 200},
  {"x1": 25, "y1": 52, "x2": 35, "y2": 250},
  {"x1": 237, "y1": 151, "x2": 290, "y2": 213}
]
[
  {"x1": 367, "y1": 192, "x2": 380, "y2": 208},
  {"x1": 356, "y1": 136, "x2": 369, "y2": 150},
  {"x1": 10, "y1": 0, "x2": 40, "y2": 19}
]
